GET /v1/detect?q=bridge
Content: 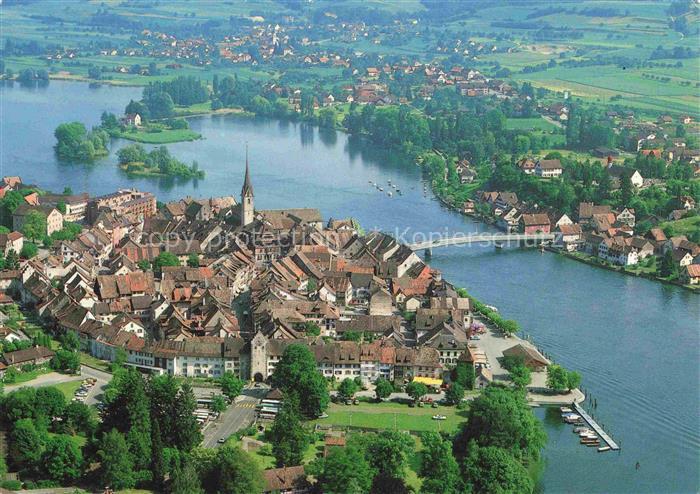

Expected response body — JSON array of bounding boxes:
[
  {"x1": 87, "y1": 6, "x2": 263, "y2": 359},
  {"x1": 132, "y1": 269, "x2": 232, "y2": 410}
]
[{"x1": 407, "y1": 232, "x2": 555, "y2": 252}]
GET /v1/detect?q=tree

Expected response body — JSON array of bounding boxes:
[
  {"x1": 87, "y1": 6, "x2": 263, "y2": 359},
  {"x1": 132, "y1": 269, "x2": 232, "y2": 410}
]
[
  {"x1": 219, "y1": 371, "x2": 244, "y2": 400},
  {"x1": 170, "y1": 459, "x2": 204, "y2": 494},
  {"x1": 9, "y1": 418, "x2": 44, "y2": 471},
  {"x1": 101, "y1": 368, "x2": 152, "y2": 470},
  {"x1": 145, "y1": 91, "x2": 175, "y2": 119},
  {"x1": 98, "y1": 429, "x2": 136, "y2": 490},
  {"x1": 621, "y1": 172, "x2": 634, "y2": 205},
  {"x1": 659, "y1": 249, "x2": 678, "y2": 278},
  {"x1": 60, "y1": 330, "x2": 80, "y2": 351},
  {"x1": 205, "y1": 445, "x2": 264, "y2": 494},
  {"x1": 4, "y1": 249, "x2": 19, "y2": 269},
  {"x1": 21, "y1": 211, "x2": 46, "y2": 242},
  {"x1": 269, "y1": 398, "x2": 309, "y2": 467},
  {"x1": 153, "y1": 251, "x2": 180, "y2": 273},
  {"x1": 361, "y1": 430, "x2": 414, "y2": 491},
  {"x1": 20, "y1": 242, "x2": 38, "y2": 259},
  {"x1": 173, "y1": 382, "x2": 202, "y2": 452},
  {"x1": 419, "y1": 432, "x2": 460, "y2": 494},
  {"x1": 462, "y1": 443, "x2": 533, "y2": 494},
  {"x1": 546, "y1": 364, "x2": 569, "y2": 392},
  {"x1": 271, "y1": 344, "x2": 329, "y2": 418},
  {"x1": 151, "y1": 418, "x2": 166, "y2": 490},
  {"x1": 51, "y1": 348, "x2": 80, "y2": 374},
  {"x1": 405, "y1": 381, "x2": 428, "y2": 402},
  {"x1": 303, "y1": 321, "x2": 321, "y2": 336},
  {"x1": 211, "y1": 395, "x2": 227, "y2": 414},
  {"x1": 567, "y1": 370, "x2": 582, "y2": 390},
  {"x1": 451, "y1": 362, "x2": 475, "y2": 390},
  {"x1": 374, "y1": 378, "x2": 393, "y2": 401},
  {"x1": 509, "y1": 364, "x2": 531, "y2": 389},
  {"x1": 42, "y1": 434, "x2": 82, "y2": 482},
  {"x1": 35, "y1": 386, "x2": 66, "y2": 417},
  {"x1": 138, "y1": 259, "x2": 152, "y2": 271},
  {"x1": 308, "y1": 444, "x2": 373, "y2": 494},
  {"x1": 337, "y1": 378, "x2": 358, "y2": 401},
  {"x1": 3, "y1": 387, "x2": 38, "y2": 422},
  {"x1": 445, "y1": 382, "x2": 465, "y2": 405},
  {"x1": 63, "y1": 401, "x2": 96, "y2": 436},
  {"x1": 453, "y1": 385, "x2": 546, "y2": 463},
  {"x1": 187, "y1": 253, "x2": 199, "y2": 267}
]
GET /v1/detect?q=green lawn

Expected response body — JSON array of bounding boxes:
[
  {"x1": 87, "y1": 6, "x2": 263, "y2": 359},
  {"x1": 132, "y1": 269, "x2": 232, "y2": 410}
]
[
  {"x1": 115, "y1": 127, "x2": 201, "y2": 144},
  {"x1": 79, "y1": 352, "x2": 111, "y2": 372},
  {"x1": 52, "y1": 379, "x2": 83, "y2": 399},
  {"x1": 311, "y1": 401, "x2": 467, "y2": 433},
  {"x1": 658, "y1": 215, "x2": 700, "y2": 238}
]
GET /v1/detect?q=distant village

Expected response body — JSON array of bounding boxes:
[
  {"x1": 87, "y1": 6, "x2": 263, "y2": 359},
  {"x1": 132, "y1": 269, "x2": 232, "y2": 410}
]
[{"x1": 0, "y1": 165, "x2": 549, "y2": 388}]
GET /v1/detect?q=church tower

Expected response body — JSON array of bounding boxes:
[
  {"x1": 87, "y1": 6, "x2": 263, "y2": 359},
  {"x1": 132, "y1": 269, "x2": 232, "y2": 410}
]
[{"x1": 241, "y1": 145, "x2": 254, "y2": 227}]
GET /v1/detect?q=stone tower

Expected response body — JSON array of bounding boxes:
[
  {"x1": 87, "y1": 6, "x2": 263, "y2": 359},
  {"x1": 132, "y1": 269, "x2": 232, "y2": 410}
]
[{"x1": 241, "y1": 146, "x2": 254, "y2": 227}]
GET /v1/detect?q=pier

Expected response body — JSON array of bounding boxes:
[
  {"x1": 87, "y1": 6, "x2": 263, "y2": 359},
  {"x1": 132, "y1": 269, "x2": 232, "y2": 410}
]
[{"x1": 573, "y1": 402, "x2": 619, "y2": 450}]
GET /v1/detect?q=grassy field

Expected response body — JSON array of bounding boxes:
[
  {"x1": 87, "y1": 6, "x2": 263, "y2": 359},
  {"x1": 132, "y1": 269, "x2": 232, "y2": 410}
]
[
  {"x1": 658, "y1": 215, "x2": 700, "y2": 238},
  {"x1": 506, "y1": 116, "x2": 561, "y2": 132},
  {"x1": 52, "y1": 379, "x2": 83, "y2": 399},
  {"x1": 312, "y1": 401, "x2": 467, "y2": 433},
  {"x1": 115, "y1": 127, "x2": 201, "y2": 144},
  {"x1": 79, "y1": 352, "x2": 112, "y2": 372}
]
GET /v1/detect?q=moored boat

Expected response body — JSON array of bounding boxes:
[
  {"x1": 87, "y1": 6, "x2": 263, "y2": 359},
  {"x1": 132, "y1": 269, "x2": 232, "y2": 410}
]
[
  {"x1": 598, "y1": 446, "x2": 611, "y2": 453},
  {"x1": 561, "y1": 407, "x2": 573, "y2": 414}
]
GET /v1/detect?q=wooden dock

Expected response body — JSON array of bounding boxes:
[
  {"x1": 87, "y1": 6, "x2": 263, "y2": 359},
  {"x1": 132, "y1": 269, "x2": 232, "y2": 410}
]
[{"x1": 573, "y1": 402, "x2": 619, "y2": 450}]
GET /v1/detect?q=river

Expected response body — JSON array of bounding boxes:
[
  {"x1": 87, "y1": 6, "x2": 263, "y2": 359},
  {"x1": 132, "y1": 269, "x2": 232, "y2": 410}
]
[{"x1": 1, "y1": 81, "x2": 698, "y2": 493}]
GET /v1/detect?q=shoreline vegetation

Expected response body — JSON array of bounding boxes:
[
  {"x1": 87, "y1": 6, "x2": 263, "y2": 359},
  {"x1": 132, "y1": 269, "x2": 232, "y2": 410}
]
[{"x1": 116, "y1": 143, "x2": 205, "y2": 179}]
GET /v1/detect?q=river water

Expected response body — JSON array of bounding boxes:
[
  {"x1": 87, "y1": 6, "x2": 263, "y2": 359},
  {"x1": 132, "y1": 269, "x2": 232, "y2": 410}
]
[{"x1": 1, "y1": 81, "x2": 698, "y2": 493}]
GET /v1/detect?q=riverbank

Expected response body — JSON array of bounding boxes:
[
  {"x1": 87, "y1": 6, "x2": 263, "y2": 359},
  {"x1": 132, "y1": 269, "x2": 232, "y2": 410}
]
[
  {"x1": 422, "y1": 161, "x2": 698, "y2": 292},
  {"x1": 546, "y1": 246, "x2": 698, "y2": 292}
]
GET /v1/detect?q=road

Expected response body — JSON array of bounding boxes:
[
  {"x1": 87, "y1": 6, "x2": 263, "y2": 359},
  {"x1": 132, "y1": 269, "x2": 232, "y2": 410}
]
[{"x1": 201, "y1": 393, "x2": 260, "y2": 448}]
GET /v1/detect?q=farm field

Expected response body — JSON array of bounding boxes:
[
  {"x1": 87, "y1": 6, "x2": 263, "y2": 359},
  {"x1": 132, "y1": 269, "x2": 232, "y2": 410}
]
[{"x1": 513, "y1": 64, "x2": 699, "y2": 116}]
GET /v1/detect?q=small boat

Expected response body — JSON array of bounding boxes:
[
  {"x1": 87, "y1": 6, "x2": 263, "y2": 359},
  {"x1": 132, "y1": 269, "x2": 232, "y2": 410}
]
[
  {"x1": 598, "y1": 446, "x2": 611, "y2": 453},
  {"x1": 573, "y1": 427, "x2": 590, "y2": 433},
  {"x1": 586, "y1": 442, "x2": 601, "y2": 447},
  {"x1": 560, "y1": 407, "x2": 573, "y2": 414},
  {"x1": 581, "y1": 439, "x2": 600, "y2": 445},
  {"x1": 379, "y1": 187, "x2": 384, "y2": 192},
  {"x1": 495, "y1": 242, "x2": 504, "y2": 249},
  {"x1": 368, "y1": 180, "x2": 373, "y2": 184},
  {"x1": 388, "y1": 179, "x2": 392, "y2": 184},
  {"x1": 485, "y1": 305, "x2": 499, "y2": 312},
  {"x1": 387, "y1": 192, "x2": 392, "y2": 197}
]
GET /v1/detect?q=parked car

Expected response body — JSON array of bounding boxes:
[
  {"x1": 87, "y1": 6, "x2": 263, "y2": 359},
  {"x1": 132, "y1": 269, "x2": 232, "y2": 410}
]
[
  {"x1": 469, "y1": 335, "x2": 481, "y2": 340},
  {"x1": 431, "y1": 414, "x2": 447, "y2": 420}
]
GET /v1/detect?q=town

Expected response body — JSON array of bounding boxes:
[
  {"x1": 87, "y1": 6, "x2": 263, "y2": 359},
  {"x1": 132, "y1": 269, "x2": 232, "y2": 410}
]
[{"x1": 0, "y1": 164, "x2": 576, "y2": 493}]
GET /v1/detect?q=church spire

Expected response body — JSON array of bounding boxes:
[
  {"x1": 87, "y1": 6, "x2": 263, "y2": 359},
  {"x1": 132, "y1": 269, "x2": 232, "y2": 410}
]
[
  {"x1": 240, "y1": 143, "x2": 255, "y2": 227},
  {"x1": 242, "y1": 143, "x2": 254, "y2": 197}
]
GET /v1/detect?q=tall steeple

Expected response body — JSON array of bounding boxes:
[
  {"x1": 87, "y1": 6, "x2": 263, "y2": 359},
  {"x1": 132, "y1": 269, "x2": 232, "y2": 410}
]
[{"x1": 241, "y1": 143, "x2": 255, "y2": 226}]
